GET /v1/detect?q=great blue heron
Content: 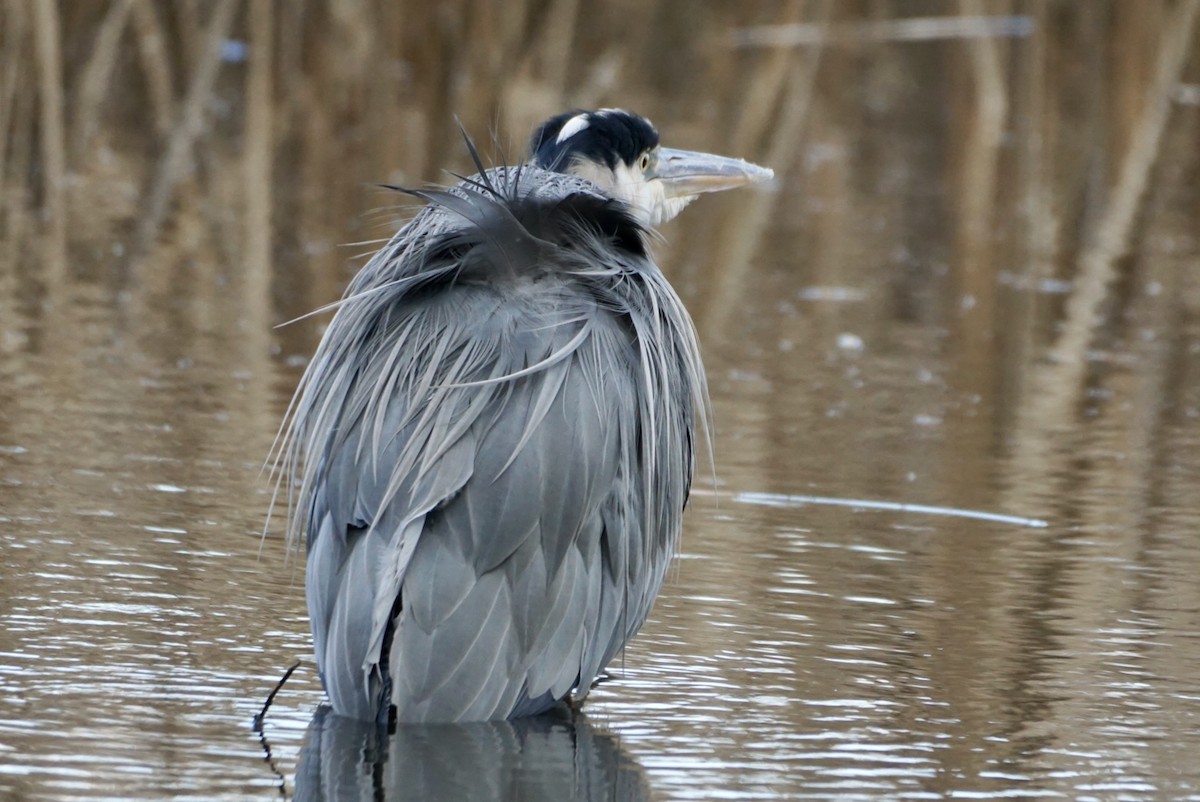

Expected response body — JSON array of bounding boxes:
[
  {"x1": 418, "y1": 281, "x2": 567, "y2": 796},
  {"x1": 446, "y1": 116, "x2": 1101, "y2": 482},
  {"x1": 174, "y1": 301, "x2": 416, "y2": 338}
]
[{"x1": 279, "y1": 109, "x2": 772, "y2": 723}]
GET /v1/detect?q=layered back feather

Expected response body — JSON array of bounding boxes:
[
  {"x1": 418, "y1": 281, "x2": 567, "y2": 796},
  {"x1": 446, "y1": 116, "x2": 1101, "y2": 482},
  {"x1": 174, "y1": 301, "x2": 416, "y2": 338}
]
[{"x1": 275, "y1": 165, "x2": 707, "y2": 722}]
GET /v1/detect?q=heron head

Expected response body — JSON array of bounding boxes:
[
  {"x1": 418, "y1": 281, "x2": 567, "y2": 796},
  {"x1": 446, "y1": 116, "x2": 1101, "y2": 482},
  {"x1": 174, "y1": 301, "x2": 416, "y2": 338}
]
[{"x1": 529, "y1": 109, "x2": 774, "y2": 227}]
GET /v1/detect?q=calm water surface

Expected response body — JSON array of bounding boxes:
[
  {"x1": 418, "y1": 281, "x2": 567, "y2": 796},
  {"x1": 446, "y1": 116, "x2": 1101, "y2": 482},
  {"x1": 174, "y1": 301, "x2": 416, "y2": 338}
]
[{"x1": 3, "y1": 2, "x2": 1200, "y2": 799}]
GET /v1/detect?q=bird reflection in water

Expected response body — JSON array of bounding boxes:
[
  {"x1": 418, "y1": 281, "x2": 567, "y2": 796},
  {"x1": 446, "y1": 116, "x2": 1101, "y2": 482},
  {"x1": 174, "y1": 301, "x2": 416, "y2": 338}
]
[{"x1": 293, "y1": 703, "x2": 651, "y2": 801}]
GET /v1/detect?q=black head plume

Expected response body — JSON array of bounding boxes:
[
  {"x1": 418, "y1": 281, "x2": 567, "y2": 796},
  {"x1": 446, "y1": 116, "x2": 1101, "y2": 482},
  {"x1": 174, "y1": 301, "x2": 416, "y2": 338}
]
[{"x1": 529, "y1": 109, "x2": 660, "y2": 173}]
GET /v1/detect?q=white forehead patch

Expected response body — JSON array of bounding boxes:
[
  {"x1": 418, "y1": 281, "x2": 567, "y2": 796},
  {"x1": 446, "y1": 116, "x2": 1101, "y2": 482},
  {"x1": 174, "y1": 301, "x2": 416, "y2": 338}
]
[{"x1": 555, "y1": 113, "x2": 591, "y2": 144}]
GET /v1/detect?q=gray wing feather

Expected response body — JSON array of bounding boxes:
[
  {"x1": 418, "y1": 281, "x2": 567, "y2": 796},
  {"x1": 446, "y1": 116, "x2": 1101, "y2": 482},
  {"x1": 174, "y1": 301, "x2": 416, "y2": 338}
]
[{"x1": 390, "y1": 335, "x2": 628, "y2": 720}]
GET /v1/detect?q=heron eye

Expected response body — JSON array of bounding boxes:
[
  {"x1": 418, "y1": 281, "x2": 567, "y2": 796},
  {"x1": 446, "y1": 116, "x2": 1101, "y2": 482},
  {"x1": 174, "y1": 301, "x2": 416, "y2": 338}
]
[{"x1": 638, "y1": 153, "x2": 651, "y2": 171}]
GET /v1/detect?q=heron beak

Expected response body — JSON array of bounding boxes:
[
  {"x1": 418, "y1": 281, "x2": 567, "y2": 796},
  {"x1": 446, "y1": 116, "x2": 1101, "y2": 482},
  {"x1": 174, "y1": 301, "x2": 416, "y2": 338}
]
[{"x1": 653, "y1": 147, "x2": 774, "y2": 199}]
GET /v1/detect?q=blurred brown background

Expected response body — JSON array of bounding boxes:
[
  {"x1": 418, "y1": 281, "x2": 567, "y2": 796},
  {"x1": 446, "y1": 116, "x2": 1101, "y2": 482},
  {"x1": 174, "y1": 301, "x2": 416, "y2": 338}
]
[{"x1": 3, "y1": 1, "x2": 1199, "y2": 472}]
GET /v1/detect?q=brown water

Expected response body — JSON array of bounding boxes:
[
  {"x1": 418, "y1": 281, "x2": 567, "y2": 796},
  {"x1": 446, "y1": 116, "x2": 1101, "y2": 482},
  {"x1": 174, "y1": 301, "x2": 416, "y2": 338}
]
[{"x1": 3, "y1": 2, "x2": 1200, "y2": 799}]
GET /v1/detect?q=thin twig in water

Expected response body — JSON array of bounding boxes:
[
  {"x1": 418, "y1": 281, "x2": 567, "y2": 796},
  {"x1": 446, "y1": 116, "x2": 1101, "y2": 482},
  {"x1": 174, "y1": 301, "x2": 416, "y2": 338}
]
[
  {"x1": 253, "y1": 659, "x2": 301, "y2": 733},
  {"x1": 254, "y1": 660, "x2": 299, "y2": 798},
  {"x1": 730, "y1": 15, "x2": 1035, "y2": 49},
  {"x1": 692, "y1": 488, "x2": 1049, "y2": 528}
]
